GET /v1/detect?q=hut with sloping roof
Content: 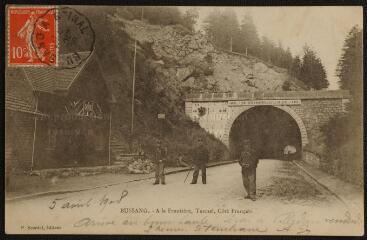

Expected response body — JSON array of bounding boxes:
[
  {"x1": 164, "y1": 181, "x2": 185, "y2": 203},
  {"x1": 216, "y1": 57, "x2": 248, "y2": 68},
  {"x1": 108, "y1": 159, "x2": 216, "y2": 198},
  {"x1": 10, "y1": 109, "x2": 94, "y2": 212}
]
[{"x1": 5, "y1": 53, "x2": 113, "y2": 171}]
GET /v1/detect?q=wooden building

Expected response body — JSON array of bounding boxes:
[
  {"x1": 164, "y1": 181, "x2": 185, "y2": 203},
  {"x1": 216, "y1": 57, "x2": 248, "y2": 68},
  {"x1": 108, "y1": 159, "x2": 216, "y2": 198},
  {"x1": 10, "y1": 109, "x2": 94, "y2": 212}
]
[{"x1": 5, "y1": 53, "x2": 113, "y2": 171}]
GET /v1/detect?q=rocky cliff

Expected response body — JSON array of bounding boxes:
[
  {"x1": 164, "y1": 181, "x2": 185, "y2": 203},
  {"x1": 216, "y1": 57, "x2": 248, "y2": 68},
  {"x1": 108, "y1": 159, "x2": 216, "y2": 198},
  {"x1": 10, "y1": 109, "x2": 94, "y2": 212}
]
[{"x1": 111, "y1": 15, "x2": 306, "y2": 93}]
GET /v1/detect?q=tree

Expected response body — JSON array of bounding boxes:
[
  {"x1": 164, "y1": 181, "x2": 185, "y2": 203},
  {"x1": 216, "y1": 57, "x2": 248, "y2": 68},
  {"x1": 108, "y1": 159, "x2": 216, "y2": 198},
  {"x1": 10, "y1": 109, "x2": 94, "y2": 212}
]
[
  {"x1": 222, "y1": 9, "x2": 241, "y2": 52},
  {"x1": 290, "y1": 55, "x2": 302, "y2": 79},
  {"x1": 281, "y1": 47, "x2": 293, "y2": 70},
  {"x1": 203, "y1": 9, "x2": 221, "y2": 42},
  {"x1": 123, "y1": 7, "x2": 183, "y2": 26},
  {"x1": 181, "y1": 8, "x2": 199, "y2": 32},
  {"x1": 320, "y1": 25, "x2": 363, "y2": 186},
  {"x1": 259, "y1": 36, "x2": 275, "y2": 63},
  {"x1": 204, "y1": 9, "x2": 240, "y2": 51},
  {"x1": 334, "y1": 25, "x2": 363, "y2": 146},
  {"x1": 237, "y1": 13, "x2": 260, "y2": 55},
  {"x1": 336, "y1": 25, "x2": 362, "y2": 108},
  {"x1": 299, "y1": 45, "x2": 328, "y2": 90},
  {"x1": 271, "y1": 41, "x2": 283, "y2": 66},
  {"x1": 204, "y1": 9, "x2": 298, "y2": 72}
]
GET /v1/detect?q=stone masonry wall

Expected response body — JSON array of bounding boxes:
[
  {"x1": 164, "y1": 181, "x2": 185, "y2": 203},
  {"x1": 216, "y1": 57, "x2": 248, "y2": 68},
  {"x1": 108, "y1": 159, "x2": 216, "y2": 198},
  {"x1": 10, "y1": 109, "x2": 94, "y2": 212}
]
[
  {"x1": 289, "y1": 98, "x2": 344, "y2": 160},
  {"x1": 186, "y1": 101, "x2": 229, "y2": 141},
  {"x1": 186, "y1": 97, "x2": 346, "y2": 167}
]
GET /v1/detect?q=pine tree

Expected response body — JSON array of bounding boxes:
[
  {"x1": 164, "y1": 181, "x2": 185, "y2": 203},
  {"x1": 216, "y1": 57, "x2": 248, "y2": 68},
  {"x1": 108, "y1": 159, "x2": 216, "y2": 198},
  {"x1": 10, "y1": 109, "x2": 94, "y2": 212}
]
[
  {"x1": 142, "y1": 7, "x2": 183, "y2": 25},
  {"x1": 321, "y1": 25, "x2": 363, "y2": 185},
  {"x1": 238, "y1": 13, "x2": 260, "y2": 55},
  {"x1": 222, "y1": 9, "x2": 241, "y2": 52},
  {"x1": 282, "y1": 47, "x2": 293, "y2": 70},
  {"x1": 299, "y1": 45, "x2": 329, "y2": 90},
  {"x1": 290, "y1": 55, "x2": 302, "y2": 80},
  {"x1": 271, "y1": 41, "x2": 284, "y2": 66},
  {"x1": 336, "y1": 25, "x2": 362, "y2": 107},
  {"x1": 334, "y1": 25, "x2": 362, "y2": 151},
  {"x1": 203, "y1": 9, "x2": 240, "y2": 51},
  {"x1": 203, "y1": 9, "x2": 222, "y2": 44},
  {"x1": 181, "y1": 8, "x2": 199, "y2": 33},
  {"x1": 204, "y1": 9, "x2": 297, "y2": 72},
  {"x1": 259, "y1": 36, "x2": 275, "y2": 63}
]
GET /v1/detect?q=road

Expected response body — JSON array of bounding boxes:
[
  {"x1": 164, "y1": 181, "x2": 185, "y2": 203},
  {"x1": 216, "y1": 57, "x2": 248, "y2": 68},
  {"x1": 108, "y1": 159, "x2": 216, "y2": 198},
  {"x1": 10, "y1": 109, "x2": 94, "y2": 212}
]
[{"x1": 5, "y1": 160, "x2": 362, "y2": 235}]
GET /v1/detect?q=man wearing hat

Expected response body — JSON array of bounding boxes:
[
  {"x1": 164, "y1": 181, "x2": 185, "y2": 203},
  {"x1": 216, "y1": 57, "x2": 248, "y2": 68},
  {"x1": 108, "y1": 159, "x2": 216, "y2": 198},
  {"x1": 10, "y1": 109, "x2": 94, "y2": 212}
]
[
  {"x1": 191, "y1": 137, "x2": 209, "y2": 184},
  {"x1": 239, "y1": 139, "x2": 259, "y2": 201},
  {"x1": 153, "y1": 139, "x2": 167, "y2": 185}
]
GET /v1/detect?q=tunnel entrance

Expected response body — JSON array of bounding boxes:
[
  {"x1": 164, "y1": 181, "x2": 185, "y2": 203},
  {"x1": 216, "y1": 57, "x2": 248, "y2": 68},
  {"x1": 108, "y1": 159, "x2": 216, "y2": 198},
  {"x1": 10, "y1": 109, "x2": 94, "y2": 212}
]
[{"x1": 229, "y1": 106, "x2": 302, "y2": 161}]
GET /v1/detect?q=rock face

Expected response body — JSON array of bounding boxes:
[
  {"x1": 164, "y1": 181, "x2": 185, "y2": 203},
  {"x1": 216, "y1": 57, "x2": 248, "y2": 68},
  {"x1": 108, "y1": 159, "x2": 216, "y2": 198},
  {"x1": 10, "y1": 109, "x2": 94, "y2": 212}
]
[
  {"x1": 110, "y1": 15, "x2": 305, "y2": 93},
  {"x1": 208, "y1": 52, "x2": 292, "y2": 92}
]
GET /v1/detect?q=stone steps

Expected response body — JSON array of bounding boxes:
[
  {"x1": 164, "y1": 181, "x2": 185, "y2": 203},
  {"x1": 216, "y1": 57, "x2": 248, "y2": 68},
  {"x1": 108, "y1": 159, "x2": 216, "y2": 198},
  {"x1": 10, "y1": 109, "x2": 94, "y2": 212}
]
[
  {"x1": 112, "y1": 160, "x2": 128, "y2": 166},
  {"x1": 109, "y1": 137, "x2": 135, "y2": 165}
]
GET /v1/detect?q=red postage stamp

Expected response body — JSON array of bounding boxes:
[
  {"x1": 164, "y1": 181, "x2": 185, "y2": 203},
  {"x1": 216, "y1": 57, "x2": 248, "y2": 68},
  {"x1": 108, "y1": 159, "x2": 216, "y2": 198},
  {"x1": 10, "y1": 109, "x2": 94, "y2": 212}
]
[{"x1": 7, "y1": 6, "x2": 57, "y2": 66}]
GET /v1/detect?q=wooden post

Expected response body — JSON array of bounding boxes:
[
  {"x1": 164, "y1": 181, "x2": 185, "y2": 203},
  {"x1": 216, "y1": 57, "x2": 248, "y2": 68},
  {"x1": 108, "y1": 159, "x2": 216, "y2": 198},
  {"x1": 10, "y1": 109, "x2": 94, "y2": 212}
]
[
  {"x1": 108, "y1": 110, "x2": 112, "y2": 165},
  {"x1": 230, "y1": 37, "x2": 233, "y2": 52},
  {"x1": 130, "y1": 39, "x2": 137, "y2": 152},
  {"x1": 30, "y1": 95, "x2": 38, "y2": 172},
  {"x1": 130, "y1": 8, "x2": 143, "y2": 153}
]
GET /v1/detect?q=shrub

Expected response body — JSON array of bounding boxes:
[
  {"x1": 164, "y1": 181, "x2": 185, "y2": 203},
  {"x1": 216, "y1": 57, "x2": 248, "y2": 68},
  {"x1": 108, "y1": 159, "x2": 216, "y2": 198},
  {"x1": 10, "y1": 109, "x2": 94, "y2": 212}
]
[{"x1": 321, "y1": 111, "x2": 363, "y2": 187}]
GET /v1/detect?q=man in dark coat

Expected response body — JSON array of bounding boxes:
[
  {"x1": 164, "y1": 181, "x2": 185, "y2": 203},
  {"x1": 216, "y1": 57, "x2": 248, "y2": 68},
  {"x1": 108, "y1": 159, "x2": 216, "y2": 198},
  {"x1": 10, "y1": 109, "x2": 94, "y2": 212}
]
[
  {"x1": 239, "y1": 139, "x2": 259, "y2": 201},
  {"x1": 153, "y1": 139, "x2": 167, "y2": 185},
  {"x1": 191, "y1": 137, "x2": 209, "y2": 184}
]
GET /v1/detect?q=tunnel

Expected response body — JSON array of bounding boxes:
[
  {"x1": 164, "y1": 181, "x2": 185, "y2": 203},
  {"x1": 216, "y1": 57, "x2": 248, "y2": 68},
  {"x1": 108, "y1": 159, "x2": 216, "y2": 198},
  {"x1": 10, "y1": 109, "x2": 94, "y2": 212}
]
[{"x1": 229, "y1": 106, "x2": 302, "y2": 161}]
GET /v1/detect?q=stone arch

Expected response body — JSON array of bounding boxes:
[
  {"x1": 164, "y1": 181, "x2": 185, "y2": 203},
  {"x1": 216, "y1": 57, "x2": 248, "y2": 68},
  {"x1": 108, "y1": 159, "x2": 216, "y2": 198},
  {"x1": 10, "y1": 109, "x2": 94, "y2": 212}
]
[{"x1": 222, "y1": 105, "x2": 308, "y2": 148}]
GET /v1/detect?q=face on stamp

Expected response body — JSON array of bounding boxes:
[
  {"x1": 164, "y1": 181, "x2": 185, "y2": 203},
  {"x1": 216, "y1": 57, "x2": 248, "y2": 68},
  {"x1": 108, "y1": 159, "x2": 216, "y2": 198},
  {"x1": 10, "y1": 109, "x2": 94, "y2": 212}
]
[{"x1": 8, "y1": 6, "x2": 57, "y2": 66}]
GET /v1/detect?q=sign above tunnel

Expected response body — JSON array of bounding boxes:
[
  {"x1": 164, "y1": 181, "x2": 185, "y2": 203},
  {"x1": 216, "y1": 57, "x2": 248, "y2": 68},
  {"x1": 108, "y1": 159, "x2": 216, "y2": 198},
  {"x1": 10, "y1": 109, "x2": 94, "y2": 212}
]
[{"x1": 228, "y1": 99, "x2": 301, "y2": 106}]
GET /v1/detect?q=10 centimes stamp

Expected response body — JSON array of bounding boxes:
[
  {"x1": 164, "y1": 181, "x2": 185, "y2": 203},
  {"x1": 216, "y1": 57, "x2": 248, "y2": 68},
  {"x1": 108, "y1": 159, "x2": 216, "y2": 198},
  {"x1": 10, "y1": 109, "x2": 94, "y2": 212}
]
[
  {"x1": 8, "y1": 6, "x2": 57, "y2": 66},
  {"x1": 7, "y1": 6, "x2": 95, "y2": 69}
]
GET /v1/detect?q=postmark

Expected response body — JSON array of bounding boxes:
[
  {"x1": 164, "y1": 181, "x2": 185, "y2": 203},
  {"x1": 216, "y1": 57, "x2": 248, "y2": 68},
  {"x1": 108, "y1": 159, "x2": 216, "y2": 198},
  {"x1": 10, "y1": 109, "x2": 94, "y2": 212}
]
[
  {"x1": 8, "y1": 6, "x2": 57, "y2": 66},
  {"x1": 39, "y1": 7, "x2": 95, "y2": 69}
]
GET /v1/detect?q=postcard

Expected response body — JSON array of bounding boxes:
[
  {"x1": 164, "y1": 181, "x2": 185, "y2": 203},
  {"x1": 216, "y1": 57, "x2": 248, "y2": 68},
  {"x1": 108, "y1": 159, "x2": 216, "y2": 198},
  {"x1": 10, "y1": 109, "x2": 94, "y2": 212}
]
[{"x1": 5, "y1": 5, "x2": 364, "y2": 235}]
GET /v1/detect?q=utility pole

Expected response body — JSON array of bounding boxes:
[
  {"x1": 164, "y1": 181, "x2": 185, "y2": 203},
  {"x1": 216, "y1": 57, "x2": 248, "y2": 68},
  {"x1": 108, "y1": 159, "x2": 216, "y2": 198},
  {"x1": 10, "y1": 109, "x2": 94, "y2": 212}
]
[
  {"x1": 130, "y1": 7, "x2": 144, "y2": 152},
  {"x1": 230, "y1": 37, "x2": 233, "y2": 52},
  {"x1": 108, "y1": 110, "x2": 112, "y2": 165},
  {"x1": 30, "y1": 95, "x2": 38, "y2": 172},
  {"x1": 130, "y1": 38, "x2": 137, "y2": 152}
]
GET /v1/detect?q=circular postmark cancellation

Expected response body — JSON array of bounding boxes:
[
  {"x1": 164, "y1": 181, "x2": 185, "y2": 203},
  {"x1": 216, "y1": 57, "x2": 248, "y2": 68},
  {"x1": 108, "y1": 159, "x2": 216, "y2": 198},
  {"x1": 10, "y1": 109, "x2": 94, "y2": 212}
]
[{"x1": 32, "y1": 6, "x2": 95, "y2": 69}]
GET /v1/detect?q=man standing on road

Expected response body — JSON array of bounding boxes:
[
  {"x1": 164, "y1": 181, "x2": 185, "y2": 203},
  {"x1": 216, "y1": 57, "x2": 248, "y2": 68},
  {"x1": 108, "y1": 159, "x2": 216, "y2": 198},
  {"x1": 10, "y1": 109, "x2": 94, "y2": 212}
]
[
  {"x1": 239, "y1": 139, "x2": 259, "y2": 201},
  {"x1": 153, "y1": 140, "x2": 167, "y2": 185},
  {"x1": 191, "y1": 137, "x2": 209, "y2": 184}
]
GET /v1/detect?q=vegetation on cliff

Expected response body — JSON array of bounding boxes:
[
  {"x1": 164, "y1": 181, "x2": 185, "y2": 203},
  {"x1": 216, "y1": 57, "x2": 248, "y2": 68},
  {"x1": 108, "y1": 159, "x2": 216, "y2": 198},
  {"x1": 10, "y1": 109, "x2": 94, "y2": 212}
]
[
  {"x1": 321, "y1": 25, "x2": 363, "y2": 186},
  {"x1": 76, "y1": 7, "x2": 228, "y2": 165}
]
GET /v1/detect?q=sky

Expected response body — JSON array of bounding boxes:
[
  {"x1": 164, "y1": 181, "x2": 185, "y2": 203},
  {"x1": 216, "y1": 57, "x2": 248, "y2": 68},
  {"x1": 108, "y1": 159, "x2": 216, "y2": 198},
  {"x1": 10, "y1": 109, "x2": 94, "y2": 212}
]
[{"x1": 179, "y1": 6, "x2": 363, "y2": 90}]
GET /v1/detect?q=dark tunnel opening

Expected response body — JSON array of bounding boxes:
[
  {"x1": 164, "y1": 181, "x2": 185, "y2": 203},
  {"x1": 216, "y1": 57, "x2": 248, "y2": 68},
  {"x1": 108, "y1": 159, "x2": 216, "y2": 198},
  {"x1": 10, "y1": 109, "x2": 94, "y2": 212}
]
[{"x1": 229, "y1": 106, "x2": 302, "y2": 161}]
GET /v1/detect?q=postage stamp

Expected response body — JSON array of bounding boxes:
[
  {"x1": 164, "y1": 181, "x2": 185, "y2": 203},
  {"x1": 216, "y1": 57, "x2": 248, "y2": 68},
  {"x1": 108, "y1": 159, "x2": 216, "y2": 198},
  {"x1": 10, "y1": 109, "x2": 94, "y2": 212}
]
[{"x1": 7, "y1": 6, "x2": 57, "y2": 66}]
